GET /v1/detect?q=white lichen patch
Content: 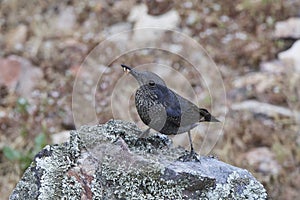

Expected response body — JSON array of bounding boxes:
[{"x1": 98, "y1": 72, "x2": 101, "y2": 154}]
[
  {"x1": 35, "y1": 132, "x2": 81, "y2": 199},
  {"x1": 97, "y1": 155, "x2": 187, "y2": 199},
  {"x1": 11, "y1": 121, "x2": 267, "y2": 200},
  {"x1": 203, "y1": 171, "x2": 267, "y2": 200},
  {"x1": 61, "y1": 176, "x2": 82, "y2": 200}
]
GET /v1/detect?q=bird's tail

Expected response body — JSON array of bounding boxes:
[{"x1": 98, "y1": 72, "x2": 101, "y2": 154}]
[{"x1": 199, "y1": 108, "x2": 220, "y2": 122}]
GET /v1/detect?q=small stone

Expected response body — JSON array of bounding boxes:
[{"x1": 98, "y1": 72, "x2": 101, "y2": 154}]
[
  {"x1": 231, "y1": 100, "x2": 300, "y2": 121},
  {"x1": 128, "y1": 4, "x2": 180, "y2": 42},
  {"x1": 146, "y1": 0, "x2": 174, "y2": 16},
  {"x1": 55, "y1": 6, "x2": 76, "y2": 34},
  {"x1": 186, "y1": 11, "x2": 198, "y2": 25},
  {"x1": 0, "y1": 57, "x2": 21, "y2": 90},
  {"x1": 274, "y1": 17, "x2": 300, "y2": 39},
  {"x1": 51, "y1": 131, "x2": 70, "y2": 144},
  {"x1": 0, "y1": 55, "x2": 43, "y2": 98},
  {"x1": 278, "y1": 39, "x2": 300, "y2": 72},
  {"x1": 231, "y1": 73, "x2": 286, "y2": 105},
  {"x1": 243, "y1": 147, "x2": 281, "y2": 175},
  {"x1": 6, "y1": 24, "x2": 28, "y2": 50},
  {"x1": 102, "y1": 22, "x2": 132, "y2": 38},
  {"x1": 259, "y1": 60, "x2": 285, "y2": 74}
]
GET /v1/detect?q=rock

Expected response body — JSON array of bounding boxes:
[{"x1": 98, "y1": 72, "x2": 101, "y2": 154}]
[
  {"x1": 56, "y1": 39, "x2": 89, "y2": 71},
  {"x1": 274, "y1": 17, "x2": 300, "y2": 39},
  {"x1": 128, "y1": 4, "x2": 180, "y2": 42},
  {"x1": 0, "y1": 55, "x2": 43, "y2": 98},
  {"x1": 231, "y1": 100, "x2": 300, "y2": 121},
  {"x1": 230, "y1": 73, "x2": 286, "y2": 105},
  {"x1": 0, "y1": 57, "x2": 21, "y2": 90},
  {"x1": 186, "y1": 11, "x2": 199, "y2": 26},
  {"x1": 109, "y1": 0, "x2": 135, "y2": 18},
  {"x1": 6, "y1": 24, "x2": 28, "y2": 50},
  {"x1": 259, "y1": 60, "x2": 285, "y2": 75},
  {"x1": 278, "y1": 39, "x2": 300, "y2": 72},
  {"x1": 243, "y1": 147, "x2": 281, "y2": 176},
  {"x1": 10, "y1": 120, "x2": 267, "y2": 199},
  {"x1": 145, "y1": 0, "x2": 174, "y2": 16},
  {"x1": 55, "y1": 6, "x2": 76, "y2": 34},
  {"x1": 50, "y1": 131, "x2": 70, "y2": 144},
  {"x1": 102, "y1": 22, "x2": 132, "y2": 37}
]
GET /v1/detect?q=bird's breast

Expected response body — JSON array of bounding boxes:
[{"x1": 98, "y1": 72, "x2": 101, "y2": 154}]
[{"x1": 135, "y1": 88, "x2": 168, "y2": 127}]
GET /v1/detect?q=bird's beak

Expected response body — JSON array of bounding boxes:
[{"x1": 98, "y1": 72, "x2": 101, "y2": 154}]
[
  {"x1": 120, "y1": 64, "x2": 145, "y2": 86},
  {"x1": 121, "y1": 64, "x2": 142, "y2": 84},
  {"x1": 210, "y1": 116, "x2": 220, "y2": 122},
  {"x1": 121, "y1": 64, "x2": 131, "y2": 75}
]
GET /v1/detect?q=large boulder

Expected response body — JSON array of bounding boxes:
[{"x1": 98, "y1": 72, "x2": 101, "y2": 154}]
[{"x1": 10, "y1": 120, "x2": 267, "y2": 199}]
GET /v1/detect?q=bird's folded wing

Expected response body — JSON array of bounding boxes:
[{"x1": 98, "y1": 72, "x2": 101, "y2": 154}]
[
  {"x1": 165, "y1": 106, "x2": 181, "y2": 126},
  {"x1": 175, "y1": 94, "x2": 202, "y2": 125}
]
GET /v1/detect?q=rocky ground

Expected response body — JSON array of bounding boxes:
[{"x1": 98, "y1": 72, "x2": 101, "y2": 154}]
[{"x1": 0, "y1": 0, "x2": 300, "y2": 199}]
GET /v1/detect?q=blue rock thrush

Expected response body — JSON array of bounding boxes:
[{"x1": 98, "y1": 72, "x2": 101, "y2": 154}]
[{"x1": 121, "y1": 64, "x2": 220, "y2": 161}]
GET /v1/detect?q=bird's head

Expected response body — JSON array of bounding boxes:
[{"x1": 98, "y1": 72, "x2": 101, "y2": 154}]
[
  {"x1": 121, "y1": 64, "x2": 171, "y2": 100},
  {"x1": 121, "y1": 64, "x2": 167, "y2": 88}
]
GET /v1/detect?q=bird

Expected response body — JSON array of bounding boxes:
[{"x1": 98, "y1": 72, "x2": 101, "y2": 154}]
[{"x1": 121, "y1": 64, "x2": 220, "y2": 161}]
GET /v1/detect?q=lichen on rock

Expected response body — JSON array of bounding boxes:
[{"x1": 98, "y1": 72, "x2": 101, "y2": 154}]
[{"x1": 10, "y1": 120, "x2": 267, "y2": 199}]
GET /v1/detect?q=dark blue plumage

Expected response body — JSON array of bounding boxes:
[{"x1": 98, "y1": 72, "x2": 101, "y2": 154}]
[{"x1": 121, "y1": 64, "x2": 219, "y2": 161}]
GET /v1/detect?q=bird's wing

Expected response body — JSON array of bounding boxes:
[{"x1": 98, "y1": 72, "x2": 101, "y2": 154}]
[
  {"x1": 173, "y1": 92, "x2": 205, "y2": 124},
  {"x1": 162, "y1": 90, "x2": 201, "y2": 127},
  {"x1": 158, "y1": 91, "x2": 182, "y2": 127},
  {"x1": 165, "y1": 102, "x2": 181, "y2": 126}
]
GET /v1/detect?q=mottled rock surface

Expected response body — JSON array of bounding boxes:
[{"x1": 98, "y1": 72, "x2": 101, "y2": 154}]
[
  {"x1": 10, "y1": 120, "x2": 267, "y2": 199},
  {"x1": 0, "y1": 55, "x2": 43, "y2": 97},
  {"x1": 274, "y1": 17, "x2": 300, "y2": 39}
]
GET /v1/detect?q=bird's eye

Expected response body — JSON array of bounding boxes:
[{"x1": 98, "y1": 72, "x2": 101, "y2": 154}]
[{"x1": 148, "y1": 80, "x2": 155, "y2": 87}]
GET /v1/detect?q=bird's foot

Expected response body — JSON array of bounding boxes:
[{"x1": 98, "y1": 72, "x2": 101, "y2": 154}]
[
  {"x1": 135, "y1": 134, "x2": 171, "y2": 149},
  {"x1": 133, "y1": 128, "x2": 151, "y2": 147},
  {"x1": 177, "y1": 150, "x2": 200, "y2": 162}
]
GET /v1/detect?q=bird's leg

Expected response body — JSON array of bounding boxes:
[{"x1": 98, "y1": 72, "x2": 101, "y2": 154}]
[
  {"x1": 140, "y1": 127, "x2": 151, "y2": 138},
  {"x1": 187, "y1": 131, "x2": 200, "y2": 161},
  {"x1": 177, "y1": 131, "x2": 200, "y2": 162},
  {"x1": 188, "y1": 131, "x2": 195, "y2": 154}
]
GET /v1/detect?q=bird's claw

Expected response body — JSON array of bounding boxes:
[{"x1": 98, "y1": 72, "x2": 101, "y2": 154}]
[{"x1": 177, "y1": 150, "x2": 200, "y2": 162}]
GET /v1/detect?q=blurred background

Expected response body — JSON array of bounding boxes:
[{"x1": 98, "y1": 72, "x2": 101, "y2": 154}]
[{"x1": 0, "y1": 0, "x2": 300, "y2": 199}]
